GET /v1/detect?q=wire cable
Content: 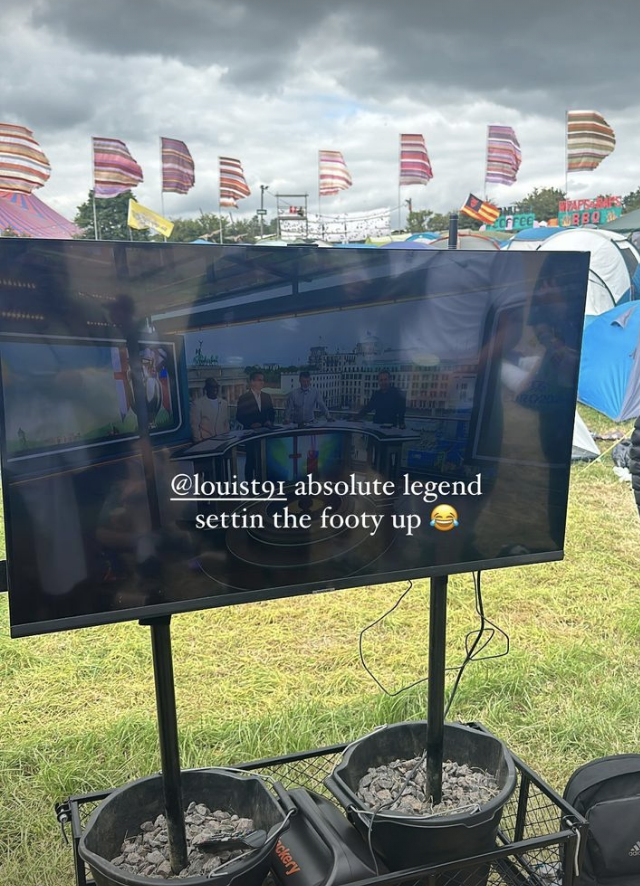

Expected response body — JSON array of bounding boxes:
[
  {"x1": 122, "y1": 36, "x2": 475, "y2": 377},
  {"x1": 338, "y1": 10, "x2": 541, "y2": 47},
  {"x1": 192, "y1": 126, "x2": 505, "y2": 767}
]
[{"x1": 358, "y1": 572, "x2": 509, "y2": 702}]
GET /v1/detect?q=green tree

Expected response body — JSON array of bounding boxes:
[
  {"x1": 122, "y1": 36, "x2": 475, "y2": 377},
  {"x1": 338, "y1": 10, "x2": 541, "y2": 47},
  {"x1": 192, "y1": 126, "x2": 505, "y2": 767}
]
[
  {"x1": 167, "y1": 213, "x2": 225, "y2": 243},
  {"x1": 518, "y1": 187, "x2": 565, "y2": 222},
  {"x1": 166, "y1": 212, "x2": 278, "y2": 244},
  {"x1": 422, "y1": 211, "x2": 480, "y2": 232},
  {"x1": 1, "y1": 227, "x2": 29, "y2": 238},
  {"x1": 74, "y1": 191, "x2": 150, "y2": 241},
  {"x1": 406, "y1": 209, "x2": 433, "y2": 233},
  {"x1": 622, "y1": 188, "x2": 640, "y2": 213}
]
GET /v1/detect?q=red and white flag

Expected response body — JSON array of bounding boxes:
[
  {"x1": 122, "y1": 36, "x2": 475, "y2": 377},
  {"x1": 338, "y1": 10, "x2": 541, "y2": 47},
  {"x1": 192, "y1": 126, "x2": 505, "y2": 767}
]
[
  {"x1": 399, "y1": 134, "x2": 433, "y2": 186},
  {"x1": 319, "y1": 150, "x2": 352, "y2": 196},
  {"x1": 219, "y1": 156, "x2": 251, "y2": 208}
]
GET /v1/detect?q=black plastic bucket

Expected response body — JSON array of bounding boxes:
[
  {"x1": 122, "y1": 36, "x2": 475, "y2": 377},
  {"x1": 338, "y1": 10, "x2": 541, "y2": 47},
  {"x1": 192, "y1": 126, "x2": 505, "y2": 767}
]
[
  {"x1": 324, "y1": 721, "x2": 517, "y2": 885},
  {"x1": 79, "y1": 768, "x2": 294, "y2": 886}
]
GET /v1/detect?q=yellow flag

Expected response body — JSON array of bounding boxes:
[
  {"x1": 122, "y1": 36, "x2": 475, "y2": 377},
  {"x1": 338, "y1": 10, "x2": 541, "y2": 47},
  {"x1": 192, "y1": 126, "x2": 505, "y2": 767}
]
[{"x1": 127, "y1": 199, "x2": 174, "y2": 237}]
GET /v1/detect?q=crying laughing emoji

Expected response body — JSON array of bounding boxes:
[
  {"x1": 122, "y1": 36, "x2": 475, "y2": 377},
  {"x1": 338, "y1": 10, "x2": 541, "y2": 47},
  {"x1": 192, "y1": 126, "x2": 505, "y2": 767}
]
[{"x1": 430, "y1": 504, "x2": 459, "y2": 532}]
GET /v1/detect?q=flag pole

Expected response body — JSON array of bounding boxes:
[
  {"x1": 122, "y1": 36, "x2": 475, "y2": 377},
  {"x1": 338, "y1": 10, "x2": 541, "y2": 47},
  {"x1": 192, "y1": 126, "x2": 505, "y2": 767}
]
[
  {"x1": 317, "y1": 151, "x2": 321, "y2": 241},
  {"x1": 484, "y1": 125, "x2": 489, "y2": 201},
  {"x1": 398, "y1": 134, "x2": 402, "y2": 230},
  {"x1": 218, "y1": 157, "x2": 223, "y2": 244},
  {"x1": 564, "y1": 111, "x2": 569, "y2": 199},
  {"x1": 160, "y1": 137, "x2": 166, "y2": 220},
  {"x1": 91, "y1": 138, "x2": 99, "y2": 240}
]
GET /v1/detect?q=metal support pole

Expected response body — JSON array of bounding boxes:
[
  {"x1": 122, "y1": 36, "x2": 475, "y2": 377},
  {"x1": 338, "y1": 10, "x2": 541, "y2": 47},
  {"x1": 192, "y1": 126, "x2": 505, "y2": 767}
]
[
  {"x1": 260, "y1": 185, "x2": 268, "y2": 238},
  {"x1": 144, "y1": 616, "x2": 188, "y2": 874},
  {"x1": 448, "y1": 213, "x2": 459, "y2": 250},
  {"x1": 426, "y1": 574, "x2": 448, "y2": 805}
]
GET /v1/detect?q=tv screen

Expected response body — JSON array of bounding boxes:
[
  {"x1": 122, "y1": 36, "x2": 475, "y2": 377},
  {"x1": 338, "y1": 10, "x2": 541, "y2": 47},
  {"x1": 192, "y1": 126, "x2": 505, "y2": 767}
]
[{"x1": 0, "y1": 240, "x2": 589, "y2": 636}]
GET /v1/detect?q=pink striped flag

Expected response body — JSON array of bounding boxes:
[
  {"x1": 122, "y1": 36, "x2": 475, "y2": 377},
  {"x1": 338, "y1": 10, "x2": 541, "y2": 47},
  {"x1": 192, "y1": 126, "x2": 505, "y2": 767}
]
[
  {"x1": 319, "y1": 150, "x2": 352, "y2": 196},
  {"x1": 399, "y1": 134, "x2": 433, "y2": 186},
  {"x1": 161, "y1": 137, "x2": 195, "y2": 194},
  {"x1": 219, "y1": 156, "x2": 251, "y2": 208},
  {"x1": 0, "y1": 123, "x2": 51, "y2": 194},
  {"x1": 485, "y1": 125, "x2": 521, "y2": 186},
  {"x1": 93, "y1": 137, "x2": 143, "y2": 198}
]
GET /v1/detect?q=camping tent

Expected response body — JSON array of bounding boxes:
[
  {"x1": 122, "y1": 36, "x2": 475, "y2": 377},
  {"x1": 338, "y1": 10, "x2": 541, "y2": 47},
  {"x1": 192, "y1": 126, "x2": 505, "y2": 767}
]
[
  {"x1": 602, "y1": 207, "x2": 640, "y2": 234},
  {"x1": 502, "y1": 227, "x2": 569, "y2": 250},
  {"x1": 578, "y1": 301, "x2": 640, "y2": 421},
  {"x1": 572, "y1": 410, "x2": 599, "y2": 460},
  {"x1": 405, "y1": 232, "x2": 439, "y2": 243},
  {"x1": 427, "y1": 231, "x2": 500, "y2": 250},
  {"x1": 0, "y1": 190, "x2": 80, "y2": 239},
  {"x1": 538, "y1": 228, "x2": 640, "y2": 319}
]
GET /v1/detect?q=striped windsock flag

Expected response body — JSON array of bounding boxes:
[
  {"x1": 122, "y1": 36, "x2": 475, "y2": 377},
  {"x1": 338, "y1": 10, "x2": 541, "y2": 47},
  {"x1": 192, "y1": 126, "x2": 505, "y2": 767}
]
[
  {"x1": 0, "y1": 123, "x2": 51, "y2": 193},
  {"x1": 161, "y1": 137, "x2": 195, "y2": 194},
  {"x1": 319, "y1": 150, "x2": 352, "y2": 196},
  {"x1": 460, "y1": 194, "x2": 500, "y2": 225},
  {"x1": 399, "y1": 134, "x2": 433, "y2": 186},
  {"x1": 567, "y1": 111, "x2": 616, "y2": 172},
  {"x1": 485, "y1": 125, "x2": 521, "y2": 186},
  {"x1": 93, "y1": 137, "x2": 143, "y2": 198},
  {"x1": 219, "y1": 156, "x2": 251, "y2": 208}
]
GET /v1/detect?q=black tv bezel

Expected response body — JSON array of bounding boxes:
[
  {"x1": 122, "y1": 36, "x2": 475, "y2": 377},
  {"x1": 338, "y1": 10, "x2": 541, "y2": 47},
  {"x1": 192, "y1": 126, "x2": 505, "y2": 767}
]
[
  {"x1": 0, "y1": 239, "x2": 588, "y2": 637},
  {"x1": 10, "y1": 549, "x2": 563, "y2": 638}
]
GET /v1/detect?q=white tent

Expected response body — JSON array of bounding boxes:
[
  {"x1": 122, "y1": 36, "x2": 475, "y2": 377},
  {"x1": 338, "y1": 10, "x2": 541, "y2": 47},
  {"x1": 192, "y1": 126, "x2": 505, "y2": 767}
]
[
  {"x1": 572, "y1": 410, "x2": 599, "y2": 461},
  {"x1": 538, "y1": 228, "x2": 640, "y2": 318}
]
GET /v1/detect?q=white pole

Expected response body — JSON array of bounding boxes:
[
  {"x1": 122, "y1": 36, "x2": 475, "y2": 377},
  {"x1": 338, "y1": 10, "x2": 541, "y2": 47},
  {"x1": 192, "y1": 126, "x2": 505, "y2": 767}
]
[
  {"x1": 484, "y1": 125, "x2": 489, "y2": 202},
  {"x1": 565, "y1": 111, "x2": 569, "y2": 199},
  {"x1": 160, "y1": 136, "x2": 166, "y2": 219},
  {"x1": 398, "y1": 133, "x2": 402, "y2": 229},
  {"x1": 91, "y1": 138, "x2": 99, "y2": 240}
]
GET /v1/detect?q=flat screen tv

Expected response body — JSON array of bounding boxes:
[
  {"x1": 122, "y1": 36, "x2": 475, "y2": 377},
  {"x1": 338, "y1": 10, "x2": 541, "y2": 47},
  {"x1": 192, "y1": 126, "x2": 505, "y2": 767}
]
[{"x1": 0, "y1": 240, "x2": 589, "y2": 636}]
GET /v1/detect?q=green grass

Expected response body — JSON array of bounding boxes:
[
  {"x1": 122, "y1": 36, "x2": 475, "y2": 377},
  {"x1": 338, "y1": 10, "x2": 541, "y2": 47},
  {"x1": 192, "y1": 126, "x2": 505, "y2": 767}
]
[{"x1": 1, "y1": 403, "x2": 639, "y2": 885}]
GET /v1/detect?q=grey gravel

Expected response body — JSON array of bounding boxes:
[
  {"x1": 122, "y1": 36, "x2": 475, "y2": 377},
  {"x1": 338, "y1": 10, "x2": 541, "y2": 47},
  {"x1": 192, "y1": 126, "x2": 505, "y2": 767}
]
[
  {"x1": 111, "y1": 802, "x2": 255, "y2": 879},
  {"x1": 356, "y1": 756, "x2": 500, "y2": 817}
]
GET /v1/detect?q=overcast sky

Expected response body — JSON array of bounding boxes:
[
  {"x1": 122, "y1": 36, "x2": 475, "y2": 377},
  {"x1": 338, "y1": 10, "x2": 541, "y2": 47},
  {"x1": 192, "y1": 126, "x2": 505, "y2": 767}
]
[{"x1": 3, "y1": 0, "x2": 639, "y2": 226}]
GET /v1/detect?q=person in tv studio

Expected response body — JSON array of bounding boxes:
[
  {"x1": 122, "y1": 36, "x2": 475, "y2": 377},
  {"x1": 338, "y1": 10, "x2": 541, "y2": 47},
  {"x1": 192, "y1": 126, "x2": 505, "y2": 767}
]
[
  {"x1": 356, "y1": 369, "x2": 406, "y2": 429},
  {"x1": 190, "y1": 377, "x2": 230, "y2": 441},
  {"x1": 284, "y1": 371, "x2": 334, "y2": 426},
  {"x1": 235, "y1": 370, "x2": 275, "y2": 480}
]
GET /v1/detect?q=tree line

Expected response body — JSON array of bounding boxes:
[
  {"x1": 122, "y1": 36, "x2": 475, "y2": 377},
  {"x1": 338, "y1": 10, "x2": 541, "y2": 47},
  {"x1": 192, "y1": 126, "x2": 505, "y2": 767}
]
[{"x1": 4, "y1": 185, "x2": 640, "y2": 241}]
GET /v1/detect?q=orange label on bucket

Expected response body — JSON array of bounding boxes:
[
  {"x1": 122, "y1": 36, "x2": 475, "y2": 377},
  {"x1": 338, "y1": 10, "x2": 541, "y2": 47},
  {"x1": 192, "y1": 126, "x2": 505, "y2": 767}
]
[{"x1": 275, "y1": 839, "x2": 301, "y2": 875}]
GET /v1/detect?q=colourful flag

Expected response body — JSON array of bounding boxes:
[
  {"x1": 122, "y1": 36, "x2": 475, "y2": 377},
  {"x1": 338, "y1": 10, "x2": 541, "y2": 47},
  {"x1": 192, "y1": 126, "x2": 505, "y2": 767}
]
[
  {"x1": 161, "y1": 137, "x2": 195, "y2": 194},
  {"x1": 485, "y1": 125, "x2": 521, "y2": 186},
  {"x1": 567, "y1": 110, "x2": 616, "y2": 172},
  {"x1": 319, "y1": 150, "x2": 352, "y2": 196},
  {"x1": 219, "y1": 156, "x2": 251, "y2": 208},
  {"x1": 93, "y1": 137, "x2": 143, "y2": 198},
  {"x1": 460, "y1": 194, "x2": 500, "y2": 224},
  {"x1": 127, "y1": 199, "x2": 174, "y2": 237},
  {"x1": 0, "y1": 123, "x2": 51, "y2": 194},
  {"x1": 399, "y1": 134, "x2": 433, "y2": 186}
]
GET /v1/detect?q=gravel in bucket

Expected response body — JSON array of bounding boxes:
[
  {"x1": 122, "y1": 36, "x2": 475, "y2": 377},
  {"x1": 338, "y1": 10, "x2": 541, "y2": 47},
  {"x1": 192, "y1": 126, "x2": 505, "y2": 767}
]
[
  {"x1": 357, "y1": 756, "x2": 501, "y2": 817},
  {"x1": 111, "y1": 802, "x2": 256, "y2": 879}
]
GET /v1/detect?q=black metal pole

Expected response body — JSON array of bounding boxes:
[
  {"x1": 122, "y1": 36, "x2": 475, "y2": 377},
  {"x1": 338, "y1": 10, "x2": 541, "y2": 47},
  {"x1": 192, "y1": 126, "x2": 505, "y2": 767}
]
[
  {"x1": 426, "y1": 574, "x2": 448, "y2": 805},
  {"x1": 146, "y1": 616, "x2": 188, "y2": 874},
  {"x1": 448, "y1": 213, "x2": 459, "y2": 250}
]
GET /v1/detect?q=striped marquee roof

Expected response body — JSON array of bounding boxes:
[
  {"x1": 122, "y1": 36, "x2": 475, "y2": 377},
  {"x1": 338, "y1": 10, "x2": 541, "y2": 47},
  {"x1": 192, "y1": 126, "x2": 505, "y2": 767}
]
[{"x1": 0, "y1": 191, "x2": 80, "y2": 239}]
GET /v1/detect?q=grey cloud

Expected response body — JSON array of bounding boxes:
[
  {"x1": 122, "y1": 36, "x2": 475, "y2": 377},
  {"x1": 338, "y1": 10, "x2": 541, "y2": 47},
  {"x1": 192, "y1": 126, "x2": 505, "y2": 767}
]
[
  {"x1": 24, "y1": 0, "x2": 640, "y2": 112},
  {"x1": 29, "y1": 0, "x2": 322, "y2": 88}
]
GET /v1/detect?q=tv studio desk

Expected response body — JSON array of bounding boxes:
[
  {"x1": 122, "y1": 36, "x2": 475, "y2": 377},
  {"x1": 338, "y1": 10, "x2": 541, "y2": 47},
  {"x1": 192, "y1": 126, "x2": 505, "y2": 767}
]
[{"x1": 172, "y1": 420, "x2": 419, "y2": 484}]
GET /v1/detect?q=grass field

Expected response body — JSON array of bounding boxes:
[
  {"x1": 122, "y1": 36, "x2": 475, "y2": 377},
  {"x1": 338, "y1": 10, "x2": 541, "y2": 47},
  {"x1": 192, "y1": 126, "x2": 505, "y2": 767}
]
[{"x1": 1, "y1": 404, "x2": 639, "y2": 885}]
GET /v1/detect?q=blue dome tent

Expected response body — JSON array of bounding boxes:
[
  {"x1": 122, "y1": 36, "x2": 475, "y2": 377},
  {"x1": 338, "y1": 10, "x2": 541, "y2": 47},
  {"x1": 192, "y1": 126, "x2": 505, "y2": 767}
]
[{"x1": 578, "y1": 302, "x2": 640, "y2": 421}]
